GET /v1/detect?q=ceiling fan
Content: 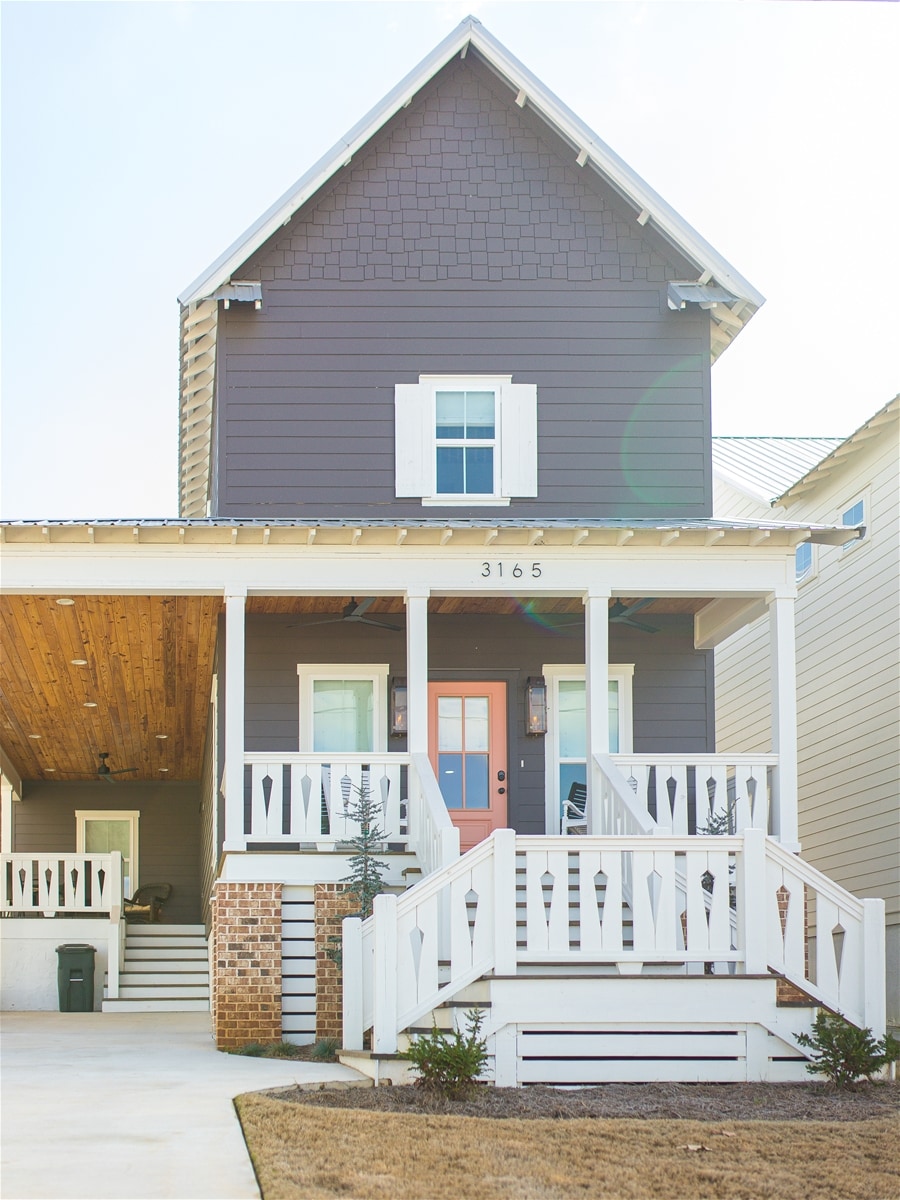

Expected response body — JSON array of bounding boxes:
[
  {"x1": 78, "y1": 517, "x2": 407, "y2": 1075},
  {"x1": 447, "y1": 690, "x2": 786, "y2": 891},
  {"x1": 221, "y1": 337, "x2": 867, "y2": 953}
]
[
  {"x1": 68, "y1": 752, "x2": 140, "y2": 783},
  {"x1": 609, "y1": 599, "x2": 660, "y2": 633},
  {"x1": 529, "y1": 599, "x2": 660, "y2": 633},
  {"x1": 290, "y1": 597, "x2": 403, "y2": 632}
]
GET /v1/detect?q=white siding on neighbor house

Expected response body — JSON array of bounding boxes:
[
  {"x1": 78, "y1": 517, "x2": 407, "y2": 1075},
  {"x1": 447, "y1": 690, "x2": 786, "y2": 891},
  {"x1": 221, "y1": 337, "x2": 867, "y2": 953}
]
[{"x1": 714, "y1": 412, "x2": 899, "y2": 1024}]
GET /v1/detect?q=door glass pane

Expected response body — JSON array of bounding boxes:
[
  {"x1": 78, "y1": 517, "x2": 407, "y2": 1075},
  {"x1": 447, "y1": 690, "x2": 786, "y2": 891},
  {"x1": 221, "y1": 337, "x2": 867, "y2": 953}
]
[
  {"x1": 558, "y1": 680, "x2": 586, "y2": 758},
  {"x1": 559, "y1": 763, "x2": 588, "y2": 824},
  {"x1": 313, "y1": 679, "x2": 373, "y2": 752},
  {"x1": 608, "y1": 680, "x2": 620, "y2": 754},
  {"x1": 438, "y1": 696, "x2": 463, "y2": 750},
  {"x1": 465, "y1": 755, "x2": 489, "y2": 808},
  {"x1": 438, "y1": 754, "x2": 463, "y2": 808},
  {"x1": 464, "y1": 697, "x2": 489, "y2": 752}
]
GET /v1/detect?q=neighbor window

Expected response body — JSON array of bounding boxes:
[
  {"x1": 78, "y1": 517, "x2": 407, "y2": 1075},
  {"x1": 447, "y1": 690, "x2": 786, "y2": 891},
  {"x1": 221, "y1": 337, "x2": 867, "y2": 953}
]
[
  {"x1": 795, "y1": 541, "x2": 814, "y2": 582},
  {"x1": 395, "y1": 375, "x2": 537, "y2": 504},
  {"x1": 841, "y1": 495, "x2": 867, "y2": 551}
]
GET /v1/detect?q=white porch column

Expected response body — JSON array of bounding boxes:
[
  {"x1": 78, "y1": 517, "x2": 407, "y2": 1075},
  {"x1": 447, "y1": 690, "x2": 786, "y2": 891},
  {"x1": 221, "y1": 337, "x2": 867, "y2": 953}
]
[
  {"x1": 222, "y1": 588, "x2": 247, "y2": 852},
  {"x1": 405, "y1": 588, "x2": 430, "y2": 756},
  {"x1": 0, "y1": 777, "x2": 16, "y2": 853},
  {"x1": 584, "y1": 590, "x2": 610, "y2": 829},
  {"x1": 769, "y1": 590, "x2": 799, "y2": 850}
]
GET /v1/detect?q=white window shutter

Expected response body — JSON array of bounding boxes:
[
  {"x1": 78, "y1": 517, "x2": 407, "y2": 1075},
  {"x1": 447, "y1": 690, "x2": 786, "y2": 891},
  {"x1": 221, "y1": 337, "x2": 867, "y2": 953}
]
[
  {"x1": 394, "y1": 383, "x2": 431, "y2": 496},
  {"x1": 500, "y1": 382, "x2": 538, "y2": 497}
]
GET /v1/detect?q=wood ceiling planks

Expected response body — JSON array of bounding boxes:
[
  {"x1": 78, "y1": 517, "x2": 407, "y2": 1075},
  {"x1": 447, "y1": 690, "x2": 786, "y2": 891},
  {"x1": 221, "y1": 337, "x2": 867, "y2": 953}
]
[{"x1": 0, "y1": 595, "x2": 221, "y2": 783}]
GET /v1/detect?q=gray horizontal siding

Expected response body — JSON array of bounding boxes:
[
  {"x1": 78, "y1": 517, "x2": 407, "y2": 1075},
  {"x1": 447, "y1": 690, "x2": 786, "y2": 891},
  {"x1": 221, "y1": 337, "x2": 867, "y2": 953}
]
[
  {"x1": 12, "y1": 782, "x2": 202, "y2": 925},
  {"x1": 214, "y1": 52, "x2": 711, "y2": 522},
  {"x1": 244, "y1": 614, "x2": 712, "y2": 835}
]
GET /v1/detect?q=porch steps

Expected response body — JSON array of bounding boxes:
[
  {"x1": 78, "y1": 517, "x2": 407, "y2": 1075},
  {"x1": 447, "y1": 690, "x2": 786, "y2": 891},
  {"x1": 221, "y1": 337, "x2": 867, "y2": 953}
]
[{"x1": 102, "y1": 924, "x2": 210, "y2": 1014}]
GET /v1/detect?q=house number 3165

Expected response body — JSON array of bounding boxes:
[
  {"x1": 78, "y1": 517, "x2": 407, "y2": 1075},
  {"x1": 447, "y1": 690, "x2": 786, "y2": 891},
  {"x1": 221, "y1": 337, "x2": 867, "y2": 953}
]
[{"x1": 481, "y1": 562, "x2": 542, "y2": 578}]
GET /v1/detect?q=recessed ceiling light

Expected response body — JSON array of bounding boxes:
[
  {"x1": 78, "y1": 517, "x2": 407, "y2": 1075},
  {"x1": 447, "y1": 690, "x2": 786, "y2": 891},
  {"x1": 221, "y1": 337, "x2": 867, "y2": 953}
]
[
  {"x1": 159, "y1": 767, "x2": 169, "y2": 773},
  {"x1": 55, "y1": 598, "x2": 75, "y2": 606},
  {"x1": 45, "y1": 767, "x2": 56, "y2": 773},
  {"x1": 83, "y1": 702, "x2": 98, "y2": 708},
  {"x1": 28, "y1": 734, "x2": 41, "y2": 740},
  {"x1": 155, "y1": 734, "x2": 168, "y2": 740},
  {"x1": 71, "y1": 659, "x2": 88, "y2": 666}
]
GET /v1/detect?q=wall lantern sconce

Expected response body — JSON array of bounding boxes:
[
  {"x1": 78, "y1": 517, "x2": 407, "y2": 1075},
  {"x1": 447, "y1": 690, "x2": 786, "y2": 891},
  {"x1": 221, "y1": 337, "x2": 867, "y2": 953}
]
[
  {"x1": 390, "y1": 677, "x2": 408, "y2": 737},
  {"x1": 525, "y1": 676, "x2": 548, "y2": 736}
]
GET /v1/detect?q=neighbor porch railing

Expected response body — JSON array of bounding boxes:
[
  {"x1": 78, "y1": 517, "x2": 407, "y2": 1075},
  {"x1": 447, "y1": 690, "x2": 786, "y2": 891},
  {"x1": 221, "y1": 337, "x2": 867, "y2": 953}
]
[
  {"x1": 0, "y1": 851, "x2": 126, "y2": 998},
  {"x1": 343, "y1": 829, "x2": 886, "y2": 1054},
  {"x1": 240, "y1": 752, "x2": 459, "y2": 870}
]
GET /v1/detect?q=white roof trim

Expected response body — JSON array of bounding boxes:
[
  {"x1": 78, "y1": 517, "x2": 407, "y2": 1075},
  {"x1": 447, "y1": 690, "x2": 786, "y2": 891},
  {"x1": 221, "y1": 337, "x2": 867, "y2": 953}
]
[
  {"x1": 177, "y1": 16, "x2": 764, "y2": 314},
  {"x1": 777, "y1": 395, "x2": 899, "y2": 503}
]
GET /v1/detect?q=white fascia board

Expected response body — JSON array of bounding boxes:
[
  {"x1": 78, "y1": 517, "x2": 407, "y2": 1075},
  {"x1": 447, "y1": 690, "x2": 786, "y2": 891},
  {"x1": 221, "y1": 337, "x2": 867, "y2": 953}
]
[
  {"x1": 712, "y1": 464, "x2": 776, "y2": 508},
  {"x1": 178, "y1": 17, "x2": 763, "y2": 312},
  {"x1": 0, "y1": 541, "x2": 795, "y2": 599}
]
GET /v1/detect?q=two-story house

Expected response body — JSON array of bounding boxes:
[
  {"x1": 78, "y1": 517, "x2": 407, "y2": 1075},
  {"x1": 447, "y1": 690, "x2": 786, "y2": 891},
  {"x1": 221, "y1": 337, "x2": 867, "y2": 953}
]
[{"x1": 0, "y1": 18, "x2": 886, "y2": 1086}]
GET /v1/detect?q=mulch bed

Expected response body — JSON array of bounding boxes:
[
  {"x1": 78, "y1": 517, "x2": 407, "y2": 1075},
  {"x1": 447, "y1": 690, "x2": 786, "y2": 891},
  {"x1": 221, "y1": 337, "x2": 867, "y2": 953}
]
[{"x1": 267, "y1": 1079, "x2": 899, "y2": 1122}]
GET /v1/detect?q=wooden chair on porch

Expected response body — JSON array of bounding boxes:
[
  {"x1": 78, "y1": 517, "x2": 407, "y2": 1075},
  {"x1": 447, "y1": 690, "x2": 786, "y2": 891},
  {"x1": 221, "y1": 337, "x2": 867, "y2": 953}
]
[{"x1": 124, "y1": 883, "x2": 172, "y2": 923}]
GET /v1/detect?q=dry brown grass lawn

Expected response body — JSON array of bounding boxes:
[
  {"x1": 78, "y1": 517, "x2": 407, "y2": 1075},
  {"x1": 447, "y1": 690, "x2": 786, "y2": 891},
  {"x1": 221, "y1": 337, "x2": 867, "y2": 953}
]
[{"x1": 236, "y1": 1092, "x2": 898, "y2": 1200}]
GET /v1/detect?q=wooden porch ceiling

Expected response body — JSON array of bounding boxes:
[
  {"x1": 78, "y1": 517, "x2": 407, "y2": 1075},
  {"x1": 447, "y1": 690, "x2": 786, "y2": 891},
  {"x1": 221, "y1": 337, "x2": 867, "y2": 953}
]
[
  {"x1": 0, "y1": 595, "x2": 221, "y2": 784},
  {"x1": 0, "y1": 594, "x2": 708, "y2": 784}
]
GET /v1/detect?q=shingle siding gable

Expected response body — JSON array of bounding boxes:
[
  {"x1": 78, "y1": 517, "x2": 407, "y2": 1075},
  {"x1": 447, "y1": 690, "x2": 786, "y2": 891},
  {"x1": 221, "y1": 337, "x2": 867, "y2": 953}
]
[{"x1": 243, "y1": 57, "x2": 693, "y2": 286}]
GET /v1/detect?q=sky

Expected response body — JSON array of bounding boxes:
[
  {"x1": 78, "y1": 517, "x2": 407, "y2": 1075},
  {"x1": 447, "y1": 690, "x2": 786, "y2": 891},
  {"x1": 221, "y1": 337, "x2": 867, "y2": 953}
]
[{"x1": 1, "y1": 0, "x2": 897, "y2": 520}]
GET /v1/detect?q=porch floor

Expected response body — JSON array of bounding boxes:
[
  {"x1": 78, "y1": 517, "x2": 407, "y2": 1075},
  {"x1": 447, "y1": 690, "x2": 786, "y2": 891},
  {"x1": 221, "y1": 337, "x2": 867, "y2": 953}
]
[{"x1": 0, "y1": 1011, "x2": 367, "y2": 1200}]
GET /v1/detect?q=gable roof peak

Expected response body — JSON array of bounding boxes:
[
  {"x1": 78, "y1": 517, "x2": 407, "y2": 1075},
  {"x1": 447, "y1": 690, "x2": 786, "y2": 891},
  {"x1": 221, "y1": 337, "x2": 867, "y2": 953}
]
[{"x1": 177, "y1": 16, "x2": 763, "y2": 329}]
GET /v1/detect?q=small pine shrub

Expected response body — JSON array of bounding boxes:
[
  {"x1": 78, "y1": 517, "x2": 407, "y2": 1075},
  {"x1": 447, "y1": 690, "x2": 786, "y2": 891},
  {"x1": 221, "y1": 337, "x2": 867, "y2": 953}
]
[
  {"x1": 795, "y1": 1010, "x2": 900, "y2": 1088},
  {"x1": 402, "y1": 1008, "x2": 489, "y2": 1099}
]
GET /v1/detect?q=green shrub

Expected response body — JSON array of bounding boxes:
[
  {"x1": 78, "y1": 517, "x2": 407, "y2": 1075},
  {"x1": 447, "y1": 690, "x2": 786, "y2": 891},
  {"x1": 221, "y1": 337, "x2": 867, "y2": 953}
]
[
  {"x1": 795, "y1": 1010, "x2": 900, "y2": 1088},
  {"x1": 402, "y1": 1008, "x2": 489, "y2": 1099},
  {"x1": 311, "y1": 1037, "x2": 340, "y2": 1061}
]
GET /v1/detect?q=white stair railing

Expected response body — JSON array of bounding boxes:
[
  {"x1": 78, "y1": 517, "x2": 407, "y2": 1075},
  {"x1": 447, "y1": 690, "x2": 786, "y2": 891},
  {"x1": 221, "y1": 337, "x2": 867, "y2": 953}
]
[{"x1": 343, "y1": 829, "x2": 886, "y2": 1053}]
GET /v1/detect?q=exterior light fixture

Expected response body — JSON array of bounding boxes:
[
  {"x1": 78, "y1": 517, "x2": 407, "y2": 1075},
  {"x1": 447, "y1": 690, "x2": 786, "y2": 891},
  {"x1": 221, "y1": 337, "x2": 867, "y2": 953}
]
[
  {"x1": 28, "y1": 733, "x2": 42, "y2": 739},
  {"x1": 83, "y1": 702, "x2": 98, "y2": 708},
  {"x1": 155, "y1": 734, "x2": 168, "y2": 740},
  {"x1": 55, "y1": 598, "x2": 75, "y2": 606},
  {"x1": 71, "y1": 659, "x2": 88, "y2": 666},
  {"x1": 525, "y1": 676, "x2": 548, "y2": 736},
  {"x1": 390, "y1": 677, "x2": 408, "y2": 737},
  {"x1": 159, "y1": 767, "x2": 169, "y2": 773}
]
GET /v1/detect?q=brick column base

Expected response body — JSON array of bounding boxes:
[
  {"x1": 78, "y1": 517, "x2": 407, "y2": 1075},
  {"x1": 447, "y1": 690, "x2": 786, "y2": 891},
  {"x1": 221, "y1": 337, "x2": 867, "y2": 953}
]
[
  {"x1": 314, "y1": 883, "x2": 357, "y2": 1044},
  {"x1": 211, "y1": 881, "x2": 282, "y2": 1050}
]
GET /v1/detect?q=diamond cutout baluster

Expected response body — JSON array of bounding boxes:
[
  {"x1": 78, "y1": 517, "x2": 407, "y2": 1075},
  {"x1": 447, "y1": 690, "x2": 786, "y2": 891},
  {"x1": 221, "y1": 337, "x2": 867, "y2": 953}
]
[
  {"x1": 540, "y1": 870, "x2": 555, "y2": 924},
  {"x1": 465, "y1": 889, "x2": 479, "y2": 949},
  {"x1": 593, "y1": 869, "x2": 607, "y2": 923},
  {"x1": 647, "y1": 869, "x2": 663, "y2": 929},
  {"x1": 832, "y1": 924, "x2": 846, "y2": 977},
  {"x1": 340, "y1": 774, "x2": 352, "y2": 813},
  {"x1": 409, "y1": 926, "x2": 425, "y2": 982},
  {"x1": 261, "y1": 773, "x2": 273, "y2": 817},
  {"x1": 300, "y1": 774, "x2": 312, "y2": 818}
]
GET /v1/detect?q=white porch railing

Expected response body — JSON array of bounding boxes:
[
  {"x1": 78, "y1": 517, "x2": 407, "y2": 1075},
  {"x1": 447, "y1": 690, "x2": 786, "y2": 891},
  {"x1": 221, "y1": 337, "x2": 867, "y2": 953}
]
[
  {"x1": 1, "y1": 851, "x2": 126, "y2": 999},
  {"x1": 343, "y1": 828, "x2": 886, "y2": 1053},
  {"x1": 610, "y1": 754, "x2": 778, "y2": 836},
  {"x1": 590, "y1": 753, "x2": 659, "y2": 835},
  {"x1": 240, "y1": 752, "x2": 460, "y2": 870}
]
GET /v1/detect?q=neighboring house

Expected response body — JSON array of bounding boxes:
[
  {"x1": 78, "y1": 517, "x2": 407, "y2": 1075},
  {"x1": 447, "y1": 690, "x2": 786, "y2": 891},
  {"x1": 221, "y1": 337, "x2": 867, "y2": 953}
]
[
  {"x1": 713, "y1": 397, "x2": 900, "y2": 1032},
  {"x1": 0, "y1": 18, "x2": 887, "y2": 1084}
]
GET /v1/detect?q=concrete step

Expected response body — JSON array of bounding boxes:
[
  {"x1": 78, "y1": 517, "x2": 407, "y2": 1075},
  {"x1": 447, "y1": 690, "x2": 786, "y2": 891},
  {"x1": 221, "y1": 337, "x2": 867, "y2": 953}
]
[{"x1": 102, "y1": 998, "x2": 210, "y2": 1013}]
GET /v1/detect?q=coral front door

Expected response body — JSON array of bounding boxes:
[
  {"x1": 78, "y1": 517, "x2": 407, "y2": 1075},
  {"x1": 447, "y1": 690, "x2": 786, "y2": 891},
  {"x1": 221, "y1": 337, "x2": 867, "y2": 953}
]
[{"x1": 428, "y1": 682, "x2": 508, "y2": 852}]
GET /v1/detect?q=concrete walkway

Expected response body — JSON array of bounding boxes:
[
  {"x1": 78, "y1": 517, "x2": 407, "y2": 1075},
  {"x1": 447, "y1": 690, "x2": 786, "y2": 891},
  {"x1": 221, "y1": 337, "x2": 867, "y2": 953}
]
[{"x1": 0, "y1": 1012, "x2": 367, "y2": 1200}]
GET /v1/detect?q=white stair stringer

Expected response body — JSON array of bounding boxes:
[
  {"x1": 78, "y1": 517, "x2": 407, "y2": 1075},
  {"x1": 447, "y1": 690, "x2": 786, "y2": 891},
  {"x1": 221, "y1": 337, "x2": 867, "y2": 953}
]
[{"x1": 102, "y1": 924, "x2": 210, "y2": 1013}]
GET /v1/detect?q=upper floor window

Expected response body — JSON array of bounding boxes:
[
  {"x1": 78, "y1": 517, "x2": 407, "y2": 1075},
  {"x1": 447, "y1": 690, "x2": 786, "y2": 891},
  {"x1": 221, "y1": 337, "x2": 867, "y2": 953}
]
[
  {"x1": 841, "y1": 494, "x2": 867, "y2": 551},
  {"x1": 395, "y1": 375, "x2": 537, "y2": 505}
]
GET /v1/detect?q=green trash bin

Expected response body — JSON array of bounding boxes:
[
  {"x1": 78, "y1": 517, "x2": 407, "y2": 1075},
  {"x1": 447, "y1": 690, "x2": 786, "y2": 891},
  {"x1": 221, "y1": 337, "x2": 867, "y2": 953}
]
[{"x1": 56, "y1": 944, "x2": 96, "y2": 1012}]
